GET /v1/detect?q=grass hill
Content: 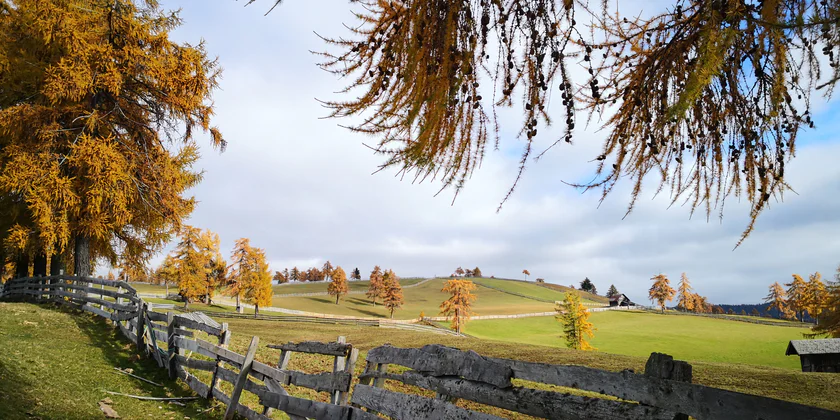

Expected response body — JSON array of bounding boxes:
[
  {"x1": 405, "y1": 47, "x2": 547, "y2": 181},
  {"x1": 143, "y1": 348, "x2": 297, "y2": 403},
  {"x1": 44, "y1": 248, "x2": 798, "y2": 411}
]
[
  {"x1": 465, "y1": 310, "x2": 809, "y2": 370},
  {"x1": 472, "y1": 278, "x2": 609, "y2": 304},
  {"x1": 272, "y1": 277, "x2": 426, "y2": 294},
  {"x1": 0, "y1": 302, "x2": 216, "y2": 420}
]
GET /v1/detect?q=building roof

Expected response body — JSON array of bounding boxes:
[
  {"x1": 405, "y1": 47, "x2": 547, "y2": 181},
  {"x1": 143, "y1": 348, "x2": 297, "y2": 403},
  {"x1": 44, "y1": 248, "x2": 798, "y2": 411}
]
[
  {"x1": 786, "y1": 338, "x2": 840, "y2": 356},
  {"x1": 609, "y1": 294, "x2": 632, "y2": 302}
]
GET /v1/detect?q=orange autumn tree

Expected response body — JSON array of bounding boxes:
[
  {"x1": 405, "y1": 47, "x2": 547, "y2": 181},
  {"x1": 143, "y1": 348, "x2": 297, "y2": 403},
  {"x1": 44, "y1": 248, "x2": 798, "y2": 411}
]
[
  {"x1": 440, "y1": 279, "x2": 477, "y2": 334},
  {"x1": 227, "y1": 238, "x2": 252, "y2": 312},
  {"x1": 649, "y1": 274, "x2": 676, "y2": 314},
  {"x1": 786, "y1": 274, "x2": 808, "y2": 321},
  {"x1": 328, "y1": 266, "x2": 349, "y2": 304},
  {"x1": 172, "y1": 226, "x2": 224, "y2": 308},
  {"x1": 382, "y1": 269, "x2": 404, "y2": 319},
  {"x1": 0, "y1": 0, "x2": 223, "y2": 277},
  {"x1": 676, "y1": 273, "x2": 695, "y2": 312},
  {"x1": 367, "y1": 265, "x2": 385, "y2": 306},
  {"x1": 556, "y1": 291, "x2": 596, "y2": 350},
  {"x1": 243, "y1": 246, "x2": 272, "y2": 316}
]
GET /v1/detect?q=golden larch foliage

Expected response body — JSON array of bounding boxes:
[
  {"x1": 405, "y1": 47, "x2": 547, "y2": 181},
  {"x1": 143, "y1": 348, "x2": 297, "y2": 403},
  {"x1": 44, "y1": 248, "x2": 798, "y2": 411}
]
[
  {"x1": 804, "y1": 272, "x2": 828, "y2": 321},
  {"x1": 172, "y1": 226, "x2": 223, "y2": 307},
  {"x1": 382, "y1": 269, "x2": 404, "y2": 319},
  {"x1": 440, "y1": 279, "x2": 477, "y2": 334},
  {"x1": 649, "y1": 274, "x2": 676, "y2": 313},
  {"x1": 367, "y1": 265, "x2": 384, "y2": 306},
  {"x1": 786, "y1": 274, "x2": 808, "y2": 321},
  {"x1": 328, "y1": 266, "x2": 349, "y2": 304},
  {"x1": 676, "y1": 273, "x2": 695, "y2": 312},
  {"x1": 556, "y1": 291, "x2": 596, "y2": 351}
]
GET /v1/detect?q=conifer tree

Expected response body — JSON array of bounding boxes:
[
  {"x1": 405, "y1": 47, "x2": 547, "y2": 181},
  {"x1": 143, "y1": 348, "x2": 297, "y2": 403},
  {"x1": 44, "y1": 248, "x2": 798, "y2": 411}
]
[
  {"x1": 727, "y1": 309, "x2": 735, "y2": 315},
  {"x1": 290, "y1": 267, "x2": 300, "y2": 282},
  {"x1": 810, "y1": 280, "x2": 840, "y2": 338},
  {"x1": 227, "y1": 238, "x2": 253, "y2": 312},
  {"x1": 579, "y1": 277, "x2": 596, "y2": 294},
  {"x1": 352, "y1": 267, "x2": 362, "y2": 280},
  {"x1": 786, "y1": 275, "x2": 808, "y2": 320},
  {"x1": 382, "y1": 269, "x2": 404, "y2": 319},
  {"x1": 367, "y1": 265, "x2": 385, "y2": 306},
  {"x1": 740, "y1": 309, "x2": 747, "y2": 316},
  {"x1": 649, "y1": 274, "x2": 676, "y2": 314},
  {"x1": 243, "y1": 246, "x2": 272, "y2": 316},
  {"x1": 465, "y1": 268, "x2": 474, "y2": 278},
  {"x1": 172, "y1": 226, "x2": 222, "y2": 308},
  {"x1": 322, "y1": 261, "x2": 334, "y2": 282},
  {"x1": 676, "y1": 273, "x2": 695, "y2": 312},
  {"x1": 556, "y1": 291, "x2": 596, "y2": 351},
  {"x1": 765, "y1": 282, "x2": 790, "y2": 319},
  {"x1": 440, "y1": 279, "x2": 477, "y2": 334},
  {"x1": 0, "y1": 0, "x2": 223, "y2": 276},
  {"x1": 473, "y1": 267, "x2": 482, "y2": 278},
  {"x1": 805, "y1": 272, "x2": 828, "y2": 322},
  {"x1": 154, "y1": 254, "x2": 178, "y2": 297},
  {"x1": 328, "y1": 266, "x2": 349, "y2": 304},
  {"x1": 273, "y1": 271, "x2": 288, "y2": 284},
  {"x1": 606, "y1": 284, "x2": 620, "y2": 299},
  {"x1": 455, "y1": 267, "x2": 465, "y2": 277},
  {"x1": 751, "y1": 308, "x2": 761, "y2": 317},
  {"x1": 522, "y1": 269, "x2": 530, "y2": 280}
]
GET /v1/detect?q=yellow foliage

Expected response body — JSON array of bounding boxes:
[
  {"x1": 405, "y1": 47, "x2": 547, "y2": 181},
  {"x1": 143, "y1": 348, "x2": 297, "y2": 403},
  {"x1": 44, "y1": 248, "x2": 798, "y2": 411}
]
[
  {"x1": 382, "y1": 269, "x2": 404, "y2": 319},
  {"x1": 440, "y1": 279, "x2": 477, "y2": 334},
  {"x1": 676, "y1": 273, "x2": 694, "y2": 312},
  {"x1": 328, "y1": 266, "x2": 349, "y2": 304},
  {"x1": 648, "y1": 274, "x2": 676, "y2": 313},
  {"x1": 556, "y1": 291, "x2": 596, "y2": 351},
  {"x1": 0, "y1": 0, "x2": 222, "y2": 271}
]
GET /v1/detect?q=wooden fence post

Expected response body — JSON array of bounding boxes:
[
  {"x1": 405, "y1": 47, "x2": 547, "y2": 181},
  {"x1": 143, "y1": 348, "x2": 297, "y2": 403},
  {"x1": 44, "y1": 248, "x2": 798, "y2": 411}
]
[
  {"x1": 207, "y1": 322, "x2": 230, "y2": 399},
  {"x1": 224, "y1": 336, "x2": 259, "y2": 420},
  {"x1": 331, "y1": 336, "x2": 347, "y2": 405},
  {"x1": 340, "y1": 347, "x2": 359, "y2": 406},
  {"x1": 166, "y1": 312, "x2": 177, "y2": 380},
  {"x1": 135, "y1": 302, "x2": 145, "y2": 350},
  {"x1": 263, "y1": 348, "x2": 306, "y2": 420},
  {"x1": 644, "y1": 352, "x2": 692, "y2": 420}
]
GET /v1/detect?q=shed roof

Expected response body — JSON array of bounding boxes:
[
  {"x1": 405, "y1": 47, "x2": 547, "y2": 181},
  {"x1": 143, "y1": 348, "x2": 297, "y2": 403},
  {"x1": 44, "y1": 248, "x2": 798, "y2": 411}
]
[{"x1": 786, "y1": 338, "x2": 840, "y2": 356}]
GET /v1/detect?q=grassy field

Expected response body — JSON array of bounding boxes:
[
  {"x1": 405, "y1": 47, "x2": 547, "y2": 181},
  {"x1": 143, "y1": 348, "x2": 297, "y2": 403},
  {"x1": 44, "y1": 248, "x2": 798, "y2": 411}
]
[
  {"x1": 0, "y1": 302, "x2": 218, "y2": 420},
  {"x1": 472, "y1": 278, "x2": 608, "y2": 304},
  {"x1": 272, "y1": 277, "x2": 425, "y2": 294},
  {"x1": 271, "y1": 278, "x2": 558, "y2": 319},
  {"x1": 465, "y1": 310, "x2": 810, "y2": 370}
]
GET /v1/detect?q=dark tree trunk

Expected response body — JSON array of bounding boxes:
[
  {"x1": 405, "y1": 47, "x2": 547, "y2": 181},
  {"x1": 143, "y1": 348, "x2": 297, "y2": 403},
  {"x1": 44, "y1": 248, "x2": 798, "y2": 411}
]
[
  {"x1": 33, "y1": 254, "x2": 48, "y2": 277},
  {"x1": 254, "y1": 304, "x2": 259, "y2": 318},
  {"x1": 15, "y1": 253, "x2": 29, "y2": 278},
  {"x1": 74, "y1": 235, "x2": 92, "y2": 277},
  {"x1": 49, "y1": 255, "x2": 63, "y2": 275}
]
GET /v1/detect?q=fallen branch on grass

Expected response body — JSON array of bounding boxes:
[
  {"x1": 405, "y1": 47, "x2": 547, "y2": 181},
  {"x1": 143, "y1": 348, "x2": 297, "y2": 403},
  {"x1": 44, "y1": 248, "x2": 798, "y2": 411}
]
[
  {"x1": 102, "y1": 390, "x2": 200, "y2": 401},
  {"x1": 113, "y1": 368, "x2": 163, "y2": 387}
]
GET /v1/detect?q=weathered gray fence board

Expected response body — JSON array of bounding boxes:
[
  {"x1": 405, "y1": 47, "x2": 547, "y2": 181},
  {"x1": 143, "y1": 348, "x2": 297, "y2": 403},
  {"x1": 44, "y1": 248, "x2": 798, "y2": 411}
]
[
  {"x1": 259, "y1": 389, "x2": 376, "y2": 420},
  {"x1": 366, "y1": 344, "x2": 513, "y2": 388},
  {"x1": 175, "y1": 315, "x2": 224, "y2": 337},
  {"x1": 146, "y1": 311, "x2": 168, "y2": 322},
  {"x1": 361, "y1": 370, "x2": 676, "y2": 420},
  {"x1": 37, "y1": 282, "x2": 139, "y2": 302},
  {"x1": 352, "y1": 384, "x2": 503, "y2": 420},
  {"x1": 175, "y1": 354, "x2": 217, "y2": 372},
  {"x1": 490, "y1": 357, "x2": 839, "y2": 420},
  {"x1": 267, "y1": 341, "x2": 352, "y2": 357}
]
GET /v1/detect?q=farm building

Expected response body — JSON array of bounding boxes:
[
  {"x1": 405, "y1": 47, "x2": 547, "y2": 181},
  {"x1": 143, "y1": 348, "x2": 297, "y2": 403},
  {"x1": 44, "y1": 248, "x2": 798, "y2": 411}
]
[
  {"x1": 609, "y1": 294, "x2": 635, "y2": 307},
  {"x1": 785, "y1": 338, "x2": 840, "y2": 373}
]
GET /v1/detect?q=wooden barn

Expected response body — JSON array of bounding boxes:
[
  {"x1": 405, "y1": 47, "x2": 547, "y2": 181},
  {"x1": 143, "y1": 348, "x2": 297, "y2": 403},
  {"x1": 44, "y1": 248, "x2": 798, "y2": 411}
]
[
  {"x1": 609, "y1": 293, "x2": 635, "y2": 307},
  {"x1": 786, "y1": 338, "x2": 840, "y2": 373}
]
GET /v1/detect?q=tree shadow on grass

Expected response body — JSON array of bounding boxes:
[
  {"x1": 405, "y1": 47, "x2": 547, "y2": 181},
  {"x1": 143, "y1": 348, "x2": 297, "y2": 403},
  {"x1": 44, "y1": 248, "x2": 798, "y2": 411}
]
[
  {"x1": 63, "y1": 304, "x2": 220, "y2": 418},
  {"x1": 0, "y1": 359, "x2": 41, "y2": 420}
]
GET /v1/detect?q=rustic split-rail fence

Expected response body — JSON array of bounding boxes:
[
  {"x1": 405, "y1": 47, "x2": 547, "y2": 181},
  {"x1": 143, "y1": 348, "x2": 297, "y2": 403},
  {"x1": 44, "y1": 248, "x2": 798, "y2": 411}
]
[{"x1": 1, "y1": 275, "x2": 837, "y2": 420}]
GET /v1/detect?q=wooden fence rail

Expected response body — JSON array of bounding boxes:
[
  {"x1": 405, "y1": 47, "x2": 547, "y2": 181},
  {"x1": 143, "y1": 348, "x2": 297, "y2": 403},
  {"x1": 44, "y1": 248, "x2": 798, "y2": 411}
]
[{"x1": 1, "y1": 276, "x2": 838, "y2": 420}]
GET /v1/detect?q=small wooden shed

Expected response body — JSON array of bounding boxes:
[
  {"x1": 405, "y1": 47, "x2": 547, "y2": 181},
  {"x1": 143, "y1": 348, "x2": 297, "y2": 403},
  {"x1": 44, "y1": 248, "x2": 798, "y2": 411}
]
[
  {"x1": 786, "y1": 338, "x2": 840, "y2": 373},
  {"x1": 609, "y1": 294, "x2": 634, "y2": 307}
]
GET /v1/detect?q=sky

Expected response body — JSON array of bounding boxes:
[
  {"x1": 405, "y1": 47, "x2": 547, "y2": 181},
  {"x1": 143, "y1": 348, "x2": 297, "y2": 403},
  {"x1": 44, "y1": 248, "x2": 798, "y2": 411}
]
[{"x1": 140, "y1": 0, "x2": 840, "y2": 305}]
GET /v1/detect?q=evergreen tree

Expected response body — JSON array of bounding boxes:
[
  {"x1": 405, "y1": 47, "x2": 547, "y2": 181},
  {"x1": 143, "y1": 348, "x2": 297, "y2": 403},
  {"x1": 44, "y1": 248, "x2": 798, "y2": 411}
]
[
  {"x1": 328, "y1": 266, "x2": 349, "y2": 304},
  {"x1": 227, "y1": 238, "x2": 252, "y2": 312},
  {"x1": 154, "y1": 254, "x2": 179, "y2": 297},
  {"x1": 810, "y1": 279, "x2": 840, "y2": 338},
  {"x1": 765, "y1": 282, "x2": 792, "y2": 319},
  {"x1": 243, "y1": 247, "x2": 272, "y2": 316},
  {"x1": 382, "y1": 269, "x2": 404, "y2": 319},
  {"x1": 648, "y1": 274, "x2": 676, "y2": 314},
  {"x1": 676, "y1": 273, "x2": 695, "y2": 312},
  {"x1": 290, "y1": 267, "x2": 300, "y2": 282},
  {"x1": 579, "y1": 277, "x2": 597, "y2": 295},
  {"x1": 805, "y1": 272, "x2": 828, "y2": 322},
  {"x1": 751, "y1": 308, "x2": 761, "y2": 317},
  {"x1": 367, "y1": 266, "x2": 385, "y2": 306},
  {"x1": 464, "y1": 268, "x2": 474, "y2": 277},
  {"x1": 352, "y1": 267, "x2": 362, "y2": 280},
  {"x1": 440, "y1": 279, "x2": 477, "y2": 334},
  {"x1": 556, "y1": 291, "x2": 596, "y2": 351},
  {"x1": 606, "y1": 284, "x2": 620, "y2": 299},
  {"x1": 172, "y1": 226, "x2": 222, "y2": 308},
  {"x1": 322, "y1": 261, "x2": 334, "y2": 282}
]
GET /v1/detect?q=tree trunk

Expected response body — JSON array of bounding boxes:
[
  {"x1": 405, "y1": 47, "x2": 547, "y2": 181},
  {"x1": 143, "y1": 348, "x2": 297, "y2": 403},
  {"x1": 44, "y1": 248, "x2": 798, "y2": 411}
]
[
  {"x1": 165, "y1": 280, "x2": 169, "y2": 296},
  {"x1": 184, "y1": 299, "x2": 189, "y2": 310},
  {"x1": 335, "y1": 295, "x2": 340, "y2": 305},
  {"x1": 236, "y1": 294, "x2": 241, "y2": 313},
  {"x1": 254, "y1": 304, "x2": 259, "y2": 318},
  {"x1": 14, "y1": 253, "x2": 29, "y2": 278},
  {"x1": 74, "y1": 234, "x2": 92, "y2": 277},
  {"x1": 390, "y1": 309, "x2": 394, "y2": 319},
  {"x1": 33, "y1": 254, "x2": 48, "y2": 277},
  {"x1": 455, "y1": 308, "x2": 460, "y2": 334},
  {"x1": 49, "y1": 254, "x2": 63, "y2": 275}
]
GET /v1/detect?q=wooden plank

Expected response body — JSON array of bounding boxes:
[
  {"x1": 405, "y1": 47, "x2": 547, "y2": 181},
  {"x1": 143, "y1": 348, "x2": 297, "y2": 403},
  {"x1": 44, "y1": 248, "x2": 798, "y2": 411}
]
[
  {"x1": 331, "y1": 336, "x2": 347, "y2": 404},
  {"x1": 174, "y1": 314, "x2": 223, "y2": 337},
  {"x1": 224, "y1": 336, "x2": 259, "y2": 420},
  {"x1": 262, "y1": 378, "x2": 307, "y2": 420},
  {"x1": 339, "y1": 347, "x2": 359, "y2": 405},
  {"x1": 118, "y1": 322, "x2": 137, "y2": 342},
  {"x1": 38, "y1": 282, "x2": 139, "y2": 302},
  {"x1": 351, "y1": 384, "x2": 503, "y2": 420},
  {"x1": 79, "y1": 303, "x2": 113, "y2": 320},
  {"x1": 267, "y1": 340, "x2": 352, "y2": 357},
  {"x1": 146, "y1": 311, "x2": 168, "y2": 322},
  {"x1": 259, "y1": 389, "x2": 375, "y2": 420},
  {"x1": 249, "y1": 360, "x2": 352, "y2": 392},
  {"x1": 366, "y1": 344, "x2": 513, "y2": 388},
  {"x1": 135, "y1": 304, "x2": 145, "y2": 350},
  {"x1": 362, "y1": 370, "x2": 676, "y2": 420},
  {"x1": 208, "y1": 324, "x2": 231, "y2": 400},
  {"x1": 175, "y1": 354, "x2": 217, "y2": 372},
  {"x1": 490, "y1": 357, "x2": 840, "y2": 420},
  {"x1": 174, "y1": 337, "x2": 218, "y2": 360},
  {"x1": 167, "y1": 312, "x2": 177, "y2": 380}
]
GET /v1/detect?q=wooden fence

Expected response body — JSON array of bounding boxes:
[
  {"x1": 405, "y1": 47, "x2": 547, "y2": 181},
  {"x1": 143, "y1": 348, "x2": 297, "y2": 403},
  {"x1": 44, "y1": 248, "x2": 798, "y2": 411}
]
[{"x1": 1, "y1": 275, "x2": 838, "y2": 420}]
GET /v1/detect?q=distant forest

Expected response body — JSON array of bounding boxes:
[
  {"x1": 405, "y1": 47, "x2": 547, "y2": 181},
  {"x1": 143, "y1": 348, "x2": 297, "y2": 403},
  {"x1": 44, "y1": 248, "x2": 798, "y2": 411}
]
[{"x1": 716, "y1": 303, "x2": 816, "y2": 323}]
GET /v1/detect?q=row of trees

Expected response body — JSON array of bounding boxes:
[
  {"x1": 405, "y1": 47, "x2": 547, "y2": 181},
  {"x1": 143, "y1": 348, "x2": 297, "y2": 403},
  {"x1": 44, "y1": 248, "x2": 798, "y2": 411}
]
[
  {"x1": 153, "y1": 227, "x2": 272, "y2": 315},
  {"x1": 648, "y1": 273, "x2": 717, "y2": 314},
  {"x1": 451, "y1": 267, "x2": 483, "y2": 278},
  {"x1": 273, "y1": 263, "x2": 362, "y2": 284},
  {"x1": 765, "y1": 271, "x2": 840, "y2": 337}
]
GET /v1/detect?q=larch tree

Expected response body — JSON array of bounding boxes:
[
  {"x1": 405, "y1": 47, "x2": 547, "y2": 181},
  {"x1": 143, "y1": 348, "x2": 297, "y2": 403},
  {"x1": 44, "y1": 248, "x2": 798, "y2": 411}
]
[
  {"x1": 805, "y1": 272, "x2": 828, "y2": 322},
  {"x1": 154, "y1": 254, "x2": 179, "y2": 297},
  {"x1": 367, "y1": 265, "x2": 385, "y2": 306},
  {"x1": 227, "y1": 238, "x2": 253, "y2": 312},
  {"x1": 328, "y1": 266, "x2": 349, "y2": 304},
  {"x1": 556, "y1": 291, "x2": 596, "y2": 351},
  {"x1": 649, "y1": 274, "x2": 676, "y2": 313},
  {"x1": 786, "y1": 274, "x2": 808, "y2": 320},
  {"x1": 809, "y1": 279, "x2": 840, "y2": 337},
  {"x1": 473, "y1": 267, "x2": 482, "y2": 278},
  {"x1": 252, "y1": 0, "x2": 840, "y2": 245},
  {"x1": 0, "y1": 0, "x2": 223, "y2": 277},
  {"x1": 455, "y1": 267, "x2": 465, "y2": 277},
  {"x1": 464, "y1": 268, "x2": 474, "y2": 278},
  {"x1": 322, "y1": 261, "x2": 334, "y2": 282},
  {"x1": 676, "y1": 273, "x2": 695, "y2": 312},
  {"x1": 606, "y1": 284, "x2": 620, "y2": 299},
  {"x1": 765, "y1": 281, "x2": 795, "y2": 320},
  {"x1": 751, "y1": 308, "x2": 761, "y2": 317},
  {"x1": 522, "y1": 269, "x2": 530, "y2": 280},
  {"x1": 273, "y1": 271, "x2": 288, "y2": 284},
  {"x1": 290, "y1": 267, "x2": 300, "y2": 282},
  {"x1": 243, "y1": 246, "x2": 272, "y2": 317},
  {"x1": 440, "y1": 279, "x2": 477, "y2": 334},
  {"x1": 172, "y1": 226, "x2": 222, "y2": 308},
  {"x1": 382, "y1": 269, "x2": 404, "y2": 319}
]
